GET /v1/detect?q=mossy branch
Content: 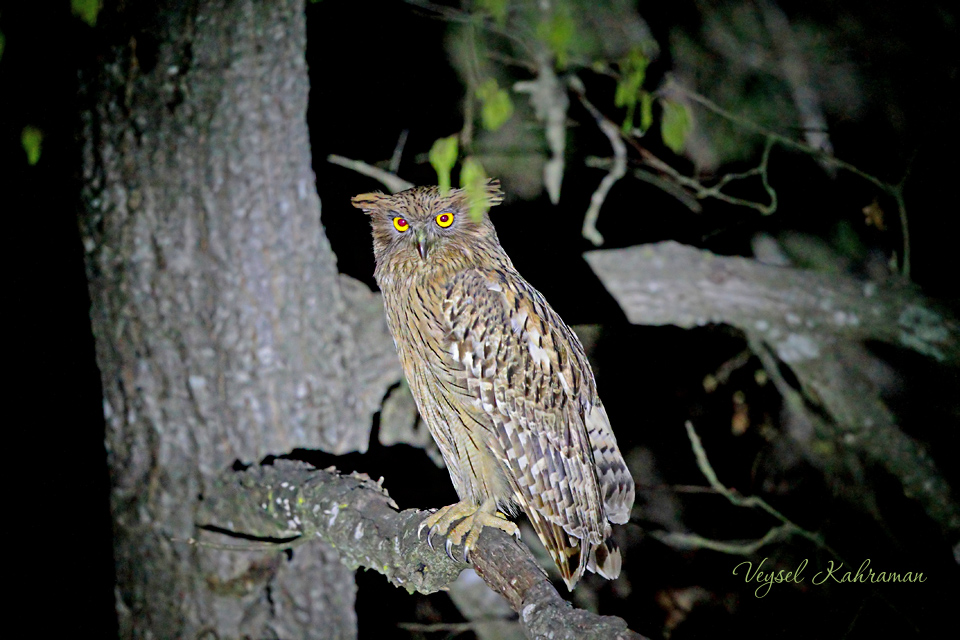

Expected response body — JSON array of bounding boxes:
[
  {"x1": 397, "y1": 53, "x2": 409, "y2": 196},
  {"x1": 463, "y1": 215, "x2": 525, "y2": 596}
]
[{"x1": 195, "y1": 461, "x2": 647, "y2": 640}]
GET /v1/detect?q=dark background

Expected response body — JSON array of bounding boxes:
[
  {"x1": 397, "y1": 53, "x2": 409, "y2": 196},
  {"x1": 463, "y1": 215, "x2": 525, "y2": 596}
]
[{"x1": 5, "y1": 1, "x2": 958, "y2": 638}]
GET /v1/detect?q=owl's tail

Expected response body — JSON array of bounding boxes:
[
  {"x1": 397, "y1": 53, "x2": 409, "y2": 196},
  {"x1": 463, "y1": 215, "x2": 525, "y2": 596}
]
[
  {"x1": 527, "y1": 505, "x2": 624, "y2": 589},
  {"x1": 587, "y1": 535, "x2": 622, "y2": 580}
]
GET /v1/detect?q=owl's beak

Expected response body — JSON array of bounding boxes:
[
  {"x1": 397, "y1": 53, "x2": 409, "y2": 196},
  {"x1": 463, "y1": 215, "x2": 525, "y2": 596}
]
[{"x1": 415, "y1": 229, "x2": 431, "y2": 260}]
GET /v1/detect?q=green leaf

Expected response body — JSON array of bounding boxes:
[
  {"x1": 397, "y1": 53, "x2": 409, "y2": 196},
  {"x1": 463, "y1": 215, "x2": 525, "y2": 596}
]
[
  {"x1": 536, "y1": 10, "x2": 575, "y2": 69},
  {"x1": 661, "y1": 99, "x2": 692, "y2": 154},
  {"x1": 71, "y1": 0, "x2": 102, "y2": 27},
  {"x1": 0, "y1": 31, "x2": 6, "y2": 63},
  {"x1": 614, "y1": 48, "x2": 649, "y2": 133},
  {"x1": 460, "y1": 157, "x2": 489, "y2": 222},
  {"x1": 21, "y1": 126, "x2": 43, "y2": 165},
  {"x1": 476, "y1": 78, "x2": 514, "y2": 131},
  {"x1": 640, "y1": 91, "x2": 654, "y2": 132},
  {"x1": 477, "y1": 0, "x2": 509, "y2": 26},
  {"x1": 614, "y1": 50, "x2": 648, "y2": 108},
  {"x1": 429, "y1": 135, "x2": 459, "y2": 194}
]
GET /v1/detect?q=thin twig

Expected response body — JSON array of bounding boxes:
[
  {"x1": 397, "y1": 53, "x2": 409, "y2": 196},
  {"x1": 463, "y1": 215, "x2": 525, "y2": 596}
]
[
  {"x1": 460, "y1": 23, "x2": 479, "y2": 150},
  {"x1": 683, "y1": 421, "x2": 828, "y2": 551},
  {"x1": 327, "y1": 154, "x2": 414, "y2": 193},
  {"x1": 711, "y1": 349, "x2": 753, "y2": 387},
  {"x1": 636, "y1": 136, "x2": 777, "y2": 214},
  {"x1": 653, "y1": 523, "x2": 798, "y2": 555},
  {"x1": 389, "y1": 130, "x2": 409, "y2": 175},
  {"x1": 402, "y1": 0, "x2": 534, "y2": 57},
  {"x1": 631, "y1": 167, "x2": 703, "y2": 212},
  {"x1": 571, "y1": 83, "x2": 626, "y2": 245},
  {"x1": 669, "y1": 80, "x2": 911, "y2": 276}
]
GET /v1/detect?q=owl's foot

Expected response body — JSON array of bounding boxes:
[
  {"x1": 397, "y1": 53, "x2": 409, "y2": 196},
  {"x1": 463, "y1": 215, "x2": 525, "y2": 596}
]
[{"x1": 418, "y1": 499, "x2": 520, "y2": 561}]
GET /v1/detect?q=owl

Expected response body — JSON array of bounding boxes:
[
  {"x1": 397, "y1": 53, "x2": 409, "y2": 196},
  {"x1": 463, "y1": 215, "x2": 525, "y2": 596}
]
[{"x1": 352, "y1": 180, "x2": 634, "y2": 589}]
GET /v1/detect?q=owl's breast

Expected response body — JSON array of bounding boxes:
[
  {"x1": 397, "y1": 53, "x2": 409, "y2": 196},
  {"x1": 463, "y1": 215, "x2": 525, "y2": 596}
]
[{"x1": 379, "y1": 271, "x2": 454, "y2": 367}]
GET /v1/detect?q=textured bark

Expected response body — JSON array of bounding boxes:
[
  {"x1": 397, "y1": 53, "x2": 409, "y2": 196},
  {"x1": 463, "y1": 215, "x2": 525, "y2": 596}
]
[
  {"x1": 199, "y1": 462, "x2": 647, "y2": 640},
  {"x1": 585, "y1": 241, "x2": 960, "y2": 537},
  {"x1": 79, "y1": 1, "x2": 399, "y2": 637}
]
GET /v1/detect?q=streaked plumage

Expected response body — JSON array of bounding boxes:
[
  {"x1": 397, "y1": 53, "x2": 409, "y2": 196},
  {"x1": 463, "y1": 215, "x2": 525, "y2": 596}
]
[{"x1": 352, "y1": 179, "x2": 634, "y2": 589}]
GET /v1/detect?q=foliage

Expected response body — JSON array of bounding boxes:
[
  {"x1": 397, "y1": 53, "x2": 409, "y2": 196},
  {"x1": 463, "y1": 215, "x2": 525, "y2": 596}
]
[
  {"x1": 476, "y1": 78, "x2": 514, "y2": 131},
  {"x1": 536, "y1": 5, "x2": 575, "y2": 69},
  {"x1": 428, "y1": 135, "x2": 458, "y2": 195},
  {"x1": 613, "y1": 48, "x2": 651, "y2": 134},
  {"x1": 459, "y1": 156, "x2": 491, "y2": 221},
  {"x1": 21, "y1": 125, "x2": 42, "y2": 165},
  {"x1": 71, "y1": 0, "x2": 101, "y2": 27},
  {"x1": 660, "y1": 99, "x2": 692, "y2": 154},
  {"x1": 477, "y1": 0, "x2": 508, "y2": 26}
]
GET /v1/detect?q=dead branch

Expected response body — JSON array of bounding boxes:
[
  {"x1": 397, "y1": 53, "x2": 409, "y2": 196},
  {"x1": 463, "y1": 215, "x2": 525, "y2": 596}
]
[{"x1": 327, "y1": 154, "x2": 414, "y2": 193}]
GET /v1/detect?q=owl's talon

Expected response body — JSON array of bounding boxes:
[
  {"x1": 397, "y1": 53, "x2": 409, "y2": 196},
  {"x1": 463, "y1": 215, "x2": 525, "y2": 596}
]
[{"x1": 444, "y1": 537, "x2": 456, "y2": 561}]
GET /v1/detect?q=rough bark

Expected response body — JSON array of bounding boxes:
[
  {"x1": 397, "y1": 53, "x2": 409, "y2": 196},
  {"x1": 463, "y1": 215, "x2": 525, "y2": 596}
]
[
  {"x1": 585, "y1": 241, "x2": 960, "y2": 538},
  {"x1": 199, "y1": 461, "x2": 647, "y2": 640},
  {"x1": 79, "y1": 1, "x2": 399, "y2": 637}
]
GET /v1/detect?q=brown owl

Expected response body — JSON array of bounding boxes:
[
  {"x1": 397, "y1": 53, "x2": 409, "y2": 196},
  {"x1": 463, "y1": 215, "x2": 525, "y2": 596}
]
[{"x1": 352, "y1": 180, "x2": 634, "y2": 589}]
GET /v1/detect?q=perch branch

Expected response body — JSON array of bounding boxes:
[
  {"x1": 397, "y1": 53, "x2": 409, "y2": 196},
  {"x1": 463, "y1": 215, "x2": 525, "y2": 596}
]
[{"x1": 197, "y1": 461, "x2": 646, "y2": 640}]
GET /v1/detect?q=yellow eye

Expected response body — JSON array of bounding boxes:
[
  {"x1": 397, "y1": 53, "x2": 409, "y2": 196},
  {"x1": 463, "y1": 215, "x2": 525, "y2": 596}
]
[
  {"x1": 435, "y1": 212, "x2": 454, "y2": 228},
  {"x1": 393, "y1": 216, "x2": 409, "y2": 232}
]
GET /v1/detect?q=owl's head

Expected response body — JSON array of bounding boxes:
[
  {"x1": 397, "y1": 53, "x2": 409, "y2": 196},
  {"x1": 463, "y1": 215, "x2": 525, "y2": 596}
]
[{"x1": 352, "y1": 179, "x2": 504, "y2": 274}]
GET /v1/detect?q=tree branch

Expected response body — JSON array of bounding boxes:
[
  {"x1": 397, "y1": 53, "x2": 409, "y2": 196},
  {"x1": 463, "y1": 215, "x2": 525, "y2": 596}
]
[
  {"x1": 584, "y1": 241, "x2": 957, "y2": 361},
  {"x1": 327, "y1": 154, "x2": 414, "y2": 193},
  {"x1": 667, "y1": 80, "x2": 913, "y2": 277},
  {"x1": 585, "y1": 241, "x2": 960, "y2": 536},
  {"x1": 197, "y1": 461, "x2": 647, "y2": 640}
]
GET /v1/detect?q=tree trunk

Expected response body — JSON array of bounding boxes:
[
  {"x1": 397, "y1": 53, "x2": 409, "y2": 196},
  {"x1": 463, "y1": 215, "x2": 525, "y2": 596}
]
[{"x1": 79, "y1": 1, "x2": 399, "y2": 637}]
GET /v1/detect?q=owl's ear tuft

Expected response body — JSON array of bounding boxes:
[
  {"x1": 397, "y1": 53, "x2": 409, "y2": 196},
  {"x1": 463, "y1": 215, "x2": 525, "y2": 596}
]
[
  {"x1": 455, "y1": 178, "x2": 504, "y2": 222},
  {"x1": 351, "y1": 192, "x2": 387, "y2": 214},
  {"x1": 483, "y1": 179, "x2": 504, "y2": 208}
]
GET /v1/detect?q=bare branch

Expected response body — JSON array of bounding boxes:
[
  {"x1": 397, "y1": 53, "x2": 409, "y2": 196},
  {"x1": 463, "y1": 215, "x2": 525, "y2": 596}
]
[
  {"x1": 327, "y1": 154, "x2": 414, "y2": 193},
  {"x1": 389, "y1": 129, "x2": 409, "y2": 175},
  {"x1": 198, "y1": 461, "x2": 648, "y2": 640},
  {"x1": 573, "y1": 85, "x2": 627, "y2": 246},
  {"x1": 585, "y1": 241, "x2": 960, "y2": 537},
  {"x1": 515, "y1": 54, "x2": 568, "y2": 205},
  {"x1": 584, "y1": 241, "x2": 955, "y2": 360},
  {"x1": 667, "y1": 80, "x2": 912, "y2": 276}
]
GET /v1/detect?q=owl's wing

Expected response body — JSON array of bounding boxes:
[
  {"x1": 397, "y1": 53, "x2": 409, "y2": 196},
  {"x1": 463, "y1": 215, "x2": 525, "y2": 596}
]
[
  {"x1": 439, "y1": 266, "x2": 633, "y2": 587},
  {"x1": 585, "y1": 401, "x2": 636, "y2": 525}
]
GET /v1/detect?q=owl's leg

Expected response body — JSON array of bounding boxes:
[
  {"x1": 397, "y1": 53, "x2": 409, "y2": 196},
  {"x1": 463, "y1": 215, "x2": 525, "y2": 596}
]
[{"x1": 418, "y1": 498, "x2": 520, "y2": 561}]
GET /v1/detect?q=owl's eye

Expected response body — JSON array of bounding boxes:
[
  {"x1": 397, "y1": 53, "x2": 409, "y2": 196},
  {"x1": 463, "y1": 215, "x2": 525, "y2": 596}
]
[
  {"x1": 435, "y1": 212, "x2": 454, "y2": 228},
  {"x1": 393, "y1": 217, "x2": 409, "y2": 232}
]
